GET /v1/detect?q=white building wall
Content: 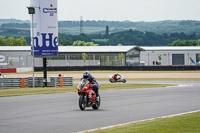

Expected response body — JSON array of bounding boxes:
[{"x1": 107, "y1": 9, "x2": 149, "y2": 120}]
[{"x1": 140, "y1": 50, "x2": 200, "y2": 66}]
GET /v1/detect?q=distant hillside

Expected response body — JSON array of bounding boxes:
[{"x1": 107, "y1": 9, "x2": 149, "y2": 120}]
[
  {"x1": 1, "y1": 19, "x2": 200, "y2": 35},
  {"x1": 0, "y1": 19, "x2": 29, "y2": 25},
  {"x1": 1, "y1": 19, "x2": 200, "y2": 46}
]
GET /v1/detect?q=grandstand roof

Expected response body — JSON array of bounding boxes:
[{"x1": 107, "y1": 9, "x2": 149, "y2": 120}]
[{"x1": 141, "y1": 46, "x2": 200, "y2": 51}]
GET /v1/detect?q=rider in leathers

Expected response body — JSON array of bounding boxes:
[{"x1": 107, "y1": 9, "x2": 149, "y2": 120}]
[{"x1": 82, "y1": 71, "x2": 99, "y2": 104}]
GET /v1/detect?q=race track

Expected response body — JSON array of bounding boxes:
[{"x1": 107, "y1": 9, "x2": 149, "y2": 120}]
[{"x1": 0, "y1": 81, "x2": 200, "y2": 133}]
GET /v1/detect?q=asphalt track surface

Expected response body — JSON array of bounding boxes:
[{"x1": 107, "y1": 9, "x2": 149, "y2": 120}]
[{"x1": 0, "y1": 81, "x2": 200, "y2": 133}]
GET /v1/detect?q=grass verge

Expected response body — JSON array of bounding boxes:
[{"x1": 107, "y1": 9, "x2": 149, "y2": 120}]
[
  {"x1": 124, "y1": 78, "x2": 200, "y2": 81},
  {"x1": 0, "y1": 83, "x2": 175, "y2": 97},
  {"x1": 99, "y1": 84, "x2": 175, "y2": 90},
  {"x1": 90, "y1": 111, "x2": 200, "y2": 133},
  {"x1": 75, "y1": 78, "x2": 200, "y2": 81}
]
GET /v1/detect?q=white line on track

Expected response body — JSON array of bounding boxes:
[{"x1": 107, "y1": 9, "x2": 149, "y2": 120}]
[
  {"x1": 77, "y1": 110, "x2": 200, "y2": 133},
  {"x1": 167, "y1": 84, "x2": 193, "y2": 87}
]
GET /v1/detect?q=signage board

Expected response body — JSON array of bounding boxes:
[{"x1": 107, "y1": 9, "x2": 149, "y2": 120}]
[{"x1": 30, "y1": 0, "x2": 58, "y2": 56}]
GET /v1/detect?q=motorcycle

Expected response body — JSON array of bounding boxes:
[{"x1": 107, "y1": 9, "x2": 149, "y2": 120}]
[
  {"x1": 109, "y1": 75, "x2": 126, "y2": 83},
  {"x1": 77, "y1": 79, "x2": 101, "y2": 111}
]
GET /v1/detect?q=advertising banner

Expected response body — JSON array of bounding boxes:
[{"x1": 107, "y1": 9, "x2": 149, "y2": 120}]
[{"x1": 30, "y1": 0, "x2": 58, "y2": 56}]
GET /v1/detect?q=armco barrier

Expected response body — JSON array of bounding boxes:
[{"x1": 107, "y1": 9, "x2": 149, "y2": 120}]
[
  {"x1": 0, "y1": 78, "x2": 29, "y2": 88},
  {"x1": 28, "y1": 77, "x2": 44, "y2": 87},
  {"x1": 50, "y1": 77, "x2": 73, "y2": 87},
  {"x1": 35, "y1": 65, "x2": 200, "y2": 71},
  {"x1": 0, "y1": 77, "x2": 73, "y2": 88}
]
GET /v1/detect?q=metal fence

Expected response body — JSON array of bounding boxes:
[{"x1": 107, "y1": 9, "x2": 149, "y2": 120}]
[
  {"x1": 0, "y1": 77, "x2": 73, "y2": 88},
  {"x1": 0, "y1": 78, "x2": 26, "y2": 88},
  {"x1": 35, "y1": 65, "x2": 200, "y2": 71},
  {"x1": 51, "y1": 77, "x2": 73, "y2": 87}
]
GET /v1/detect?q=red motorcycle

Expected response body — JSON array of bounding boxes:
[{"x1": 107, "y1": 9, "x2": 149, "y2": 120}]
[{"x1": 77, "y1": 79, "x2": 101, "y2": 111}]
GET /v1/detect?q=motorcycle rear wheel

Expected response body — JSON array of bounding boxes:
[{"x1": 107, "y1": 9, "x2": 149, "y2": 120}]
[
  {"x1": 92, "y1": 95, "x2": 101, "y2": 110},
  {"x1": 79, "y1": 94, "x2": 87, "y2": 111}
]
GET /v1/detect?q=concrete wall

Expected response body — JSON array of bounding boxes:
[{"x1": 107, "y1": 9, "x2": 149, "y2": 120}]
[{"x1": 17, "y1": 67, "x2": 32, "y2": 73}]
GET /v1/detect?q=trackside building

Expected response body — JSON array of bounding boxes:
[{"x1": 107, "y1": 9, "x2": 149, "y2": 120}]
[
  {"x1": 0, "y1": 46, "x2": 143, "y2": 69},
  {"x1": 0, "y1": 46, "x2": 200, "y2": 70},
  {"x1": 140, "y1": 46, "x2": 200, "y2": 66}
]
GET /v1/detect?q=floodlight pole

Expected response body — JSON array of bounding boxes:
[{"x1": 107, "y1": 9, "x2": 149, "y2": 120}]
[
  {"x1": 27, "y1": 7, "x2": 35, "y2": 88},
  {"x1": 32, "y1": 14, "x2": 35, "y2": 88}
]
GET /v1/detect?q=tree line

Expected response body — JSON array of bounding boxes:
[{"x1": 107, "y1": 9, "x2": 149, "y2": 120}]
[
  {"x1": 58, "y1": 30, "x2": 199, "y2": 46},
  {"x1": 0, "y1": 36, "x2": 26, "y2": 46},
  {"x1": 168, "y1": 40, "x2": 200, "y2": 46},
  {"x1": 1, "y1": 30, "x2": 200, "y2": 46},
  {"x1": 2, "y1": 19, "x2": 200, "y2": 35},
  {"x1": 0, "y1": 23, "x2": 29, "y2": 28}
]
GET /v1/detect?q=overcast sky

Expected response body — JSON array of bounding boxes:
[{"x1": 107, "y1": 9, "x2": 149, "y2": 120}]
[{"x1": 0, "y1": 0, "x2": 200, "y2": 22}]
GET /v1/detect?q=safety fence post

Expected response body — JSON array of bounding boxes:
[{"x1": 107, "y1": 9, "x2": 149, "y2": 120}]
[
  {"x1": 21, "y1": 78, "x2": 25, "y2": 88},
  {"x1": 59, "y1": 77, "x2": 63, "y2": 88}
]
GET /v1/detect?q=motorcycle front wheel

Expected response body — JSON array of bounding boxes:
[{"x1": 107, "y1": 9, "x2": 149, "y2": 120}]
[
  {"x1": 79, "y1": 94, "x2": 87, "y2": 111},
  {"x1": 122, "y1": 79, "x2": 126, "y2": 83}
]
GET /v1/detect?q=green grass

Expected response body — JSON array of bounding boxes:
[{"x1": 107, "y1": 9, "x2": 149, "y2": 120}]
[
  {"x1": 0, "y1": 83, "x2": 175, "y2": 97},
  {"x1": 0, "y1": 86, "x2": 76, "y2": 97},
  {"x1": 125, "y1": 78, "x2": 200, "y2": 81},
  {"x1": 4, "y1": 71, "x2": 200, "y2": 81},
  {"x1": 72, "y1": 76, "x2": 200, "y2": 81},
  {"x1": 91, "y1": 111, "x2": 200, "y2": 133},
  {"x1": 100, "y1": 84, "x2": 175, "y2": 90}
]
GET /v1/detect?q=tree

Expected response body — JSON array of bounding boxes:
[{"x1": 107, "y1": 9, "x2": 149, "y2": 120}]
[
  {"x1": 15, "y1": 37, "x2": 26, "y2": 46},
  {"x1": 119, "y1": 53, "x2": 125, "y2": 66},
  {"x1": 82, "y1": 53, "x2": 87, "y2": 65},
  {"x1": 198, "y1": 39, "x2": 200, "y2": 46},
  {"x1": 198, "y1": 53, "x2": 200, "y2": 61},
  {"x1": 59, "y1": 39, "x2": 72, "y2": 46},
  {"x1": 72, "y1": 40, "x2": 85, "y2": 46},
  {"x1": 72, "y1": 40, "x2": 98, "y2": 46},
  {"x1": 0, "y1": 36, "x2": 26, "y2": 46},
  {"x1": 105, "y1": 25, "x2": 109, "y2": 38},
  {"x1": 168, "y1": 39, "x2": 200, "y2": 46},
  {"x1": 85, "y1": 42, "x2": 98, "y2": 46},
  {"x1": 0, "y1": 36, "x2": 7, "y2": 46},
  {"x1": 9, "y1": 59, "x2": 14, "y2": 67},
  {"x1": 117, "y1": 43, "x2": 123, "y2": 46},
  {"x1": 158, "y1": 54, "x2": 162, "y2": 65},
  {"x1": 6, "y1": 37, "x2": 15, "y2": 46}
]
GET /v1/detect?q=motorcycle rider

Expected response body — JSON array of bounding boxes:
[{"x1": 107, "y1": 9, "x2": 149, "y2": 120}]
[
  {"x1": 82, "y1": 71, "x2": 99, "y2": 96},
  {"x1": 113, "y1": 73, "x2": 120, "y2": 82},
  {"x1": 82, "y1": 71, "x2": 99, "y2": 104}
]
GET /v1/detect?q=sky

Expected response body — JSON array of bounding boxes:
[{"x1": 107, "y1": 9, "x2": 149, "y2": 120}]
[{"x1": 0, "y1": 0, "x2": 200, "y2": 22}]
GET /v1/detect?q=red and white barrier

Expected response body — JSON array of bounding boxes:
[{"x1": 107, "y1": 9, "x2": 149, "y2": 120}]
[
  {"x1": 0, "y1": 67, "x2": 32, "y2": 73},
  {"x1": 0, "y1": 68, "x2": 16, "y2": 73}
]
